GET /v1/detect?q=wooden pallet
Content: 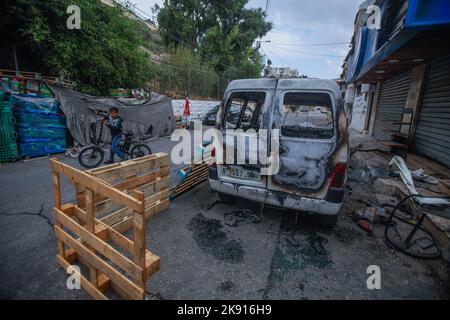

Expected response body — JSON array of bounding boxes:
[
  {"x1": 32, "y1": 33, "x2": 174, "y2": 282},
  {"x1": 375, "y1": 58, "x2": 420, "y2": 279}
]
[
  {"x1": 170, "y1": 151, "x2": 214, "y2": 199},
  {"x1": 50, "y1": 153, "x2": 169, "y2": 300}
]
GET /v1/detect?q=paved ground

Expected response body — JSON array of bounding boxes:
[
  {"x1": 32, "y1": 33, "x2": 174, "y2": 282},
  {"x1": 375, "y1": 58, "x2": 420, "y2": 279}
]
[{"x1": 1, "y1": 131, "x2": 449, "y2": 300}]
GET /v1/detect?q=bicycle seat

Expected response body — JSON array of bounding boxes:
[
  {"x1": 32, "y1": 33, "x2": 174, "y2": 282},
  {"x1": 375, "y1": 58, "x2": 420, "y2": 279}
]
[{"x1": 124, "y1": 130, "x2": 134, "y2": 137}]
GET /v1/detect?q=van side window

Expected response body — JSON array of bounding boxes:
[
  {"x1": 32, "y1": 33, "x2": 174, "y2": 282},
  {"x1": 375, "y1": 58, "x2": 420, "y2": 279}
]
[
  {"x1": 224, "y1": 92, "x2": 266, "y2": 131},
  {"x1": 281, "y1": 92, "x2": 334, "y2": 139}
]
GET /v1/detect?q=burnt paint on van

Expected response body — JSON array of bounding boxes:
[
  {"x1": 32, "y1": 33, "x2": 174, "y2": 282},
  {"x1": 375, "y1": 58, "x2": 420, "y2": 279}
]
[{"x1": 211, "y1": 78, "x2": 349, "y2": 216}]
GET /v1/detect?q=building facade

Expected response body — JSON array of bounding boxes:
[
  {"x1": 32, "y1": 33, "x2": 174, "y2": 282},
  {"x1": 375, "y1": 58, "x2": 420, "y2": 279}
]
[{"x1": 343, "y1": 0, "x2": 450, "y2": 167}]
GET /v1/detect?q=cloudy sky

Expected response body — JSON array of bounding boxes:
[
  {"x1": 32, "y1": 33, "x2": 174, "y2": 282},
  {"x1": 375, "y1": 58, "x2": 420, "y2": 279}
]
[{"x1": 131, "y1": 0, "x2": 362, "y2": 79}]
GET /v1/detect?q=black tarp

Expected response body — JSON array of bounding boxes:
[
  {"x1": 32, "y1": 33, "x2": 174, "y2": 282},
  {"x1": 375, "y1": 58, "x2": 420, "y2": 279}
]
[{"x1": 48, "y1": 85, "x2": 176, "y2": 146}]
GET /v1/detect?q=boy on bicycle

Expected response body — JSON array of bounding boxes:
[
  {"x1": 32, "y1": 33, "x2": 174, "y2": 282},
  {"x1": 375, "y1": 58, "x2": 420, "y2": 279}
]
[{"x1": 103, "y1": 106, "x2": 127, "y2": 164}]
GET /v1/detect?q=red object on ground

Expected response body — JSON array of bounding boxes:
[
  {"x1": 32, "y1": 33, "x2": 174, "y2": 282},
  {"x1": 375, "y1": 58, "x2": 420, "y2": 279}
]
[{"x1": 183, "y1": 98, "x2": 191, "y2": 117}]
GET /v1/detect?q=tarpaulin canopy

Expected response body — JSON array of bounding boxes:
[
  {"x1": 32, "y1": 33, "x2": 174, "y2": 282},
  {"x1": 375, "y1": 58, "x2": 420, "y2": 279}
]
[{"x1": 48, "y1": 85, "x2": 176, "y2": 146}]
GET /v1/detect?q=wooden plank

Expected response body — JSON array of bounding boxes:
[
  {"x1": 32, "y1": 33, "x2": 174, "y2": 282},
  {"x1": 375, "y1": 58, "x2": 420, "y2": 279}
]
[
  {"x1": 85, "y1": 188, "x2": 98, "y2": 287},
  {"x1": 94, "y1": 177, "x2": 169, "y2": 217},
  {"x1": 113, "y1": 167, "x2": 169, "y2": 191},
  {"x1": 172, "y1": 172, "x2": 209, "y2": 197},
  {"x1": 76, "y1": 184, "x2": 85, "y2": 208},
  {"x1": 438, "y1": 180, "x2": 450, "y2": 197},
  {"x1": 64, "y1": 248, "x2": 78, "y2": 265},
  {"x1": 107, "y1": 226, "x2": 133, "y2": 254},
  {"x1": 52, "y1": 172, "x2": 62, "y2": 210},
  {"x1": 50, "y1": 158, "x2": 143, "y2": 212},
  {"x1": 52, "y1": 171, "x2": 65, "y2": 258},
  {"x1": 132, "y1": 191, "x2": 146, "y2": 268},
  {"x1": 56, "y1": 255, "x2": 108, "y2": 300},
  {"x1": 97, "y1": 273, "x2": 111, "y2": 293},
  {"x1": 111, "y1": 282, "x2": 141, "y2": 300},
  {"x1": 102, "y1": 221, "x2": 160, "y2": 278},
  {"x1": 178, "y1": 170, "x2": 209, "y2": 186},
  {"x1": 145, "y1": 251, "x2": 160, "y2": 279},
  {"x1": 88, "y1": 168, "x2": 168, "y2": 205},
  {"x1": 62, "y1": 249, "x2": 110, "y2": 293},
  {"x1": 89, "y1": 154, "x2": 169, "y2": 183},
  {"x1": 54, "y1": 208, "x2": 143, "y2": 281},
  {"x1": 100, "y1": 189, "x2": 169, "y2": 227},
  {"x1": 108, "y1": 199, "x2": 169, "y2": 233},
  {"x1": 86, "y1": 153, "x2": 165, "y2": 175},
  {"x1": 54, "y1": 226, "x2": 144, "y2": 300}
]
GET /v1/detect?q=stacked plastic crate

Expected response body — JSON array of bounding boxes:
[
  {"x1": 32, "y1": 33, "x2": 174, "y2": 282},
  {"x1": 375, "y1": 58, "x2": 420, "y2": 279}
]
[
  {"x1": 0, "y1": 92, "x2": 19, "y2": 163},
  {"x1": 12, "y1": 95, "x2": 67, "y2": 158}
]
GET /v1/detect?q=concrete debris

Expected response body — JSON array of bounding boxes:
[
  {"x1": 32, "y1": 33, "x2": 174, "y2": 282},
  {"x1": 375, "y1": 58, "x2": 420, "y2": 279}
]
[
  {"x1": 356, "y1": 207, "x2": 376, "y2": 234},
  {"x1": 389, "y1": 156, "x2": 450, "y2": 209},
  {"x1": 412, "y1": 169, "x2": 439, "y2": 185},
  {"x1": 348, "y1": 165, "x2": 390, "y2": 184}
]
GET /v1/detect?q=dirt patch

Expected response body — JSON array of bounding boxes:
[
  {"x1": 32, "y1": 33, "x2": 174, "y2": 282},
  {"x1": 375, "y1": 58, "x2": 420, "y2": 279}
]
[
  {"x1": 218, "y1": 280, "x2": 236, "y2": 292},
  {"x1": 188, "y1": 213, "x2": 245, "y2": 264}
]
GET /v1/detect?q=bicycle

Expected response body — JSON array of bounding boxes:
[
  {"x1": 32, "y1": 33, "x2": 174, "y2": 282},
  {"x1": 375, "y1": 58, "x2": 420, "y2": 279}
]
[{"x1": 78, "y1": 114, "x2": 152, "y2": 168}]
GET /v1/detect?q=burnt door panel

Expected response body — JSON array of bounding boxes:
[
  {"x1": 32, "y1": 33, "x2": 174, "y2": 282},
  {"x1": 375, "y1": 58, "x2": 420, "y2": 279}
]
[{"x1": 268, "y1": 91, "x2": 337, "y2": 194}]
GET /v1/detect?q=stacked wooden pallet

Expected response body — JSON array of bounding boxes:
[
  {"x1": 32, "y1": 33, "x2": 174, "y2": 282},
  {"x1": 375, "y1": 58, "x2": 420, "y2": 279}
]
[
  {"x1": 50, "y1": 153, "x2": 169, "y2": 300},
  {"x1": 170, "y1": 146, "x2": 214, "y2": 198}
]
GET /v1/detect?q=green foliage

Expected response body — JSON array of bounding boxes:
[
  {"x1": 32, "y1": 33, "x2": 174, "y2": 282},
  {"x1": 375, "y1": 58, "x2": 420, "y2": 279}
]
[
  {"x1": 155, "y1": 0, "x2": 272, "y2": 78},
  {"x1": 0, "y1": 0, "x2": 152, "y2": 95},
  {"x1": 153, "y1": 47, "x2": 219, "y2": 98}
]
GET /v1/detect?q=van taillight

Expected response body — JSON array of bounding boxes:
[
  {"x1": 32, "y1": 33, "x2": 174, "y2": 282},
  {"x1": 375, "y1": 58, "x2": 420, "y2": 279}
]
[
  {"x1": 329, "y1": 163, "x2": 347, "y2": 188},
  {"x1": 211, "y1": 148, "x2": 217, "y2": 168}
]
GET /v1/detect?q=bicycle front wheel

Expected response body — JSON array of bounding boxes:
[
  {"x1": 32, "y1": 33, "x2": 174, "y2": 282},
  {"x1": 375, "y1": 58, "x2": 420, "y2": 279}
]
[
  {"x1": 130, "y1": 144, "x2": 152, "y2": 159},
  {"x1": 78, "y1": 146, "x2": 104, "y2": 168}
]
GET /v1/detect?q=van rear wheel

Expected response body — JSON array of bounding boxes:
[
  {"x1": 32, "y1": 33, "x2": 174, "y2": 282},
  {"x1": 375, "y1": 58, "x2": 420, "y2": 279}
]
[
  {"x1": 218, "y1": 192, "x2": 236, "y2": 204},
  {"x1": 319, "y1": 215, "x2": 338, "y2": 228}
]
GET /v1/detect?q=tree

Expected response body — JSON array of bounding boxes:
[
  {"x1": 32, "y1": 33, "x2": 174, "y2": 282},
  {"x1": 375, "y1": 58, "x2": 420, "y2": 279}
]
[
  {"x1": 0, "y1": 0, "x2": 152, "y2": 95},
  {"x1": 155, "y1": 0, "x2": 272, "y2": 78},
  {"x1": 153, "y1": 47, "x2": 218, "y2": 98}
]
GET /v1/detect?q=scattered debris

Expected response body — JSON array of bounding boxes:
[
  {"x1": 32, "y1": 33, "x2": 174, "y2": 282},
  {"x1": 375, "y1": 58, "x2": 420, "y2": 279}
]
[
  {"x1": 356, "y1": 207, "x2": 376, "y2": 234},
  {"x1": 411, "y1": 169, "x2": 439, "y2": 185},
  {"x1": 348, "y1": 165, "x2": 390, "y2": 184},
  {"x1": 438, "y1": 180, "x2": 450, "y2": 197},
  {"x1": 224, "y1": 209, "x2": 262, "y2": 227}
]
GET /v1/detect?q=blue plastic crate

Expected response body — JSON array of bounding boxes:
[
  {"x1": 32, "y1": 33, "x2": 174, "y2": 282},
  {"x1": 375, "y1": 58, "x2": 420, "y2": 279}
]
[{"x1": 18, "y1": 139, "x2": 66, "y2": 158}]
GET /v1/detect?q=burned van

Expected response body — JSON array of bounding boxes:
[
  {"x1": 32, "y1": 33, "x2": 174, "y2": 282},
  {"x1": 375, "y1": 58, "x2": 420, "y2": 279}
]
[{"x1": 208, "y1": 78, "x2": 349, "y2": 227}]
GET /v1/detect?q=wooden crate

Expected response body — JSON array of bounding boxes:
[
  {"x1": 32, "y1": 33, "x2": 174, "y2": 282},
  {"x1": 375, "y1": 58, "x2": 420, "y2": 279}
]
[
  {"x1": 50, "y1": 153, "x2": 169, "y2": 300},
  {"x1": 170, "y1": 145, "x2": 214, "y2": 198}
]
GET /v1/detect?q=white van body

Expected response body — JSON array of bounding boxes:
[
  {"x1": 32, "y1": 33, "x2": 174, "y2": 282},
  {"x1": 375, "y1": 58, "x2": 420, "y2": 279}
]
[{"x1": 208, "y1": 78, "x2": 349, "y2": 224}]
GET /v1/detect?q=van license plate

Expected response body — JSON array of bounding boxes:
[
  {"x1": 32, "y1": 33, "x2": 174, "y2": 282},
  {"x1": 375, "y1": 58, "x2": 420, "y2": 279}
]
[{"x1": 221, "y1": 167, "x2": 261, "y2": 181}]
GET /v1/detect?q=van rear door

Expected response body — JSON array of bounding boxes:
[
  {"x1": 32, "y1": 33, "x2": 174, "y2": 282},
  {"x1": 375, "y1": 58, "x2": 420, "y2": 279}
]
[
  {"x1": 217, "y1": 81, "x2": 276, "y2": 189},
  {"x1": 267, "y1": 86, "x2": 338, "y2": 197}
]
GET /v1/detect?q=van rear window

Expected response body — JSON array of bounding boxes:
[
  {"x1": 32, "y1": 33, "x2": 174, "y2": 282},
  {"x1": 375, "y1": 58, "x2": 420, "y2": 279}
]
[
  {"x1": 224, "y1": 92, "x2": 266, "y2": 131},
  {"x1": 281, "y1": 92, "x2": 334, "y2": 139}
]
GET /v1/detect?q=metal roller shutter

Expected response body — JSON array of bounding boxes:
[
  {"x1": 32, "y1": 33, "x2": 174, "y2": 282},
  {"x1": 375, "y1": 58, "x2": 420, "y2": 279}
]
[
  {"x1": 413, "y1": 56, "x2": 450, "y2": 168},
  {"x1": 374, "y1": 71, "x2": 412, "y2": 140}
]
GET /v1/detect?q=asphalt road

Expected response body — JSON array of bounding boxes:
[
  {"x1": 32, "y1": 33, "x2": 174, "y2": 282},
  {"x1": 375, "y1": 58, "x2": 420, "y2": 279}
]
[{"x1": 0, "y1": 132, "x2": 449, "y2": 300}]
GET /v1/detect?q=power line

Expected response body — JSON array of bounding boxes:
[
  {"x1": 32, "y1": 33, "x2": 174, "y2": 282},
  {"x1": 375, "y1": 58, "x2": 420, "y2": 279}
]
[
  {"x1": 268, "y1": 42, "x2": 350, "y2": 47},
  {"x1": 266, "y1": 44, "x2": 346, "y2": 58},
  {"x1": 260, "y1": 44, "x2": 289, "y2": 67},
  {"x1": 149, "y1": 57, "x2": 230, "y2": 81}
]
